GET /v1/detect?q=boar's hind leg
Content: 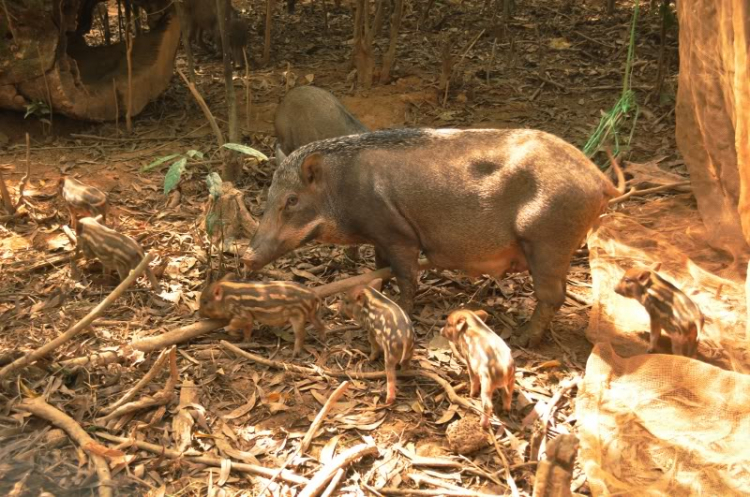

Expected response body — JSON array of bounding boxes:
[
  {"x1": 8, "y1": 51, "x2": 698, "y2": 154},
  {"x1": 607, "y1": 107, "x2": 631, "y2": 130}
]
[{"x1": 517, "y1": 241, "x2": 571, "y2": 347}]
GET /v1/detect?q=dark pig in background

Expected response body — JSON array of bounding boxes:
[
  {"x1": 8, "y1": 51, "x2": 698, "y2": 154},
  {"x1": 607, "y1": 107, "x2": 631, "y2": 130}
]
[
  {"x1": 183, "y1": 0, "x2": 246, "y2": 67},
  {"x1": 273, "y1": 86, "x2": 369, "y2": 165},
  {"x1": 243, "y1": 128, "x2": 624, "y2": 347}
]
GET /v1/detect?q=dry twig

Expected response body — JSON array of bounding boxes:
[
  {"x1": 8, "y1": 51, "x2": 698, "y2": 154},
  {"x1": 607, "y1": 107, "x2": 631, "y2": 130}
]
[
  {"x1": 18, "y1": 397, "x2": 114, "y2": 497},
  {"x1": 609, "y1": 180, "x2": 691, "y2": 205},
  {"x1": 96, "y1": 347, "x2": 178, "y2": 423},
  {"x1": 0, "y1": 253, "x2": 155, "y2": 380},
  {"x1": 532, "y1": 377, "x2": 581, "y2": 462},
  {"x1": 222, "y1": 342, "x2": 487, "y2": 418},
  {"x1": 95, "y1": 432, "x2": 309, "y2": 485},
  {"x1": 99, "y1": 347, "x2": 172, "y2": 415},
  {"x1": 259, "y1": 381, "x2": 351, "y2": 496},
  {"x1": 299, "y1": 443, "x2": 379, "y2": 497}
]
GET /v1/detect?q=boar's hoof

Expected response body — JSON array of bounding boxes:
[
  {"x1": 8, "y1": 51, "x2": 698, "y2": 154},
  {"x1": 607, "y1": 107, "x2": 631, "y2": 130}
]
[
  {"x1": 513, "y1": 322, "x2": 545, "y2": 348},
  {"x1": 344, "y1": 246, "x2": 360, "y2": 262}
]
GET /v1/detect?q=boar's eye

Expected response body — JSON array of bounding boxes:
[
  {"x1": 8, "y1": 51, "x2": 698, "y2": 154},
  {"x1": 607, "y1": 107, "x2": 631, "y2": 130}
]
[{"x1": 286, "y1": 194, "x2": 298, "y2": 208}]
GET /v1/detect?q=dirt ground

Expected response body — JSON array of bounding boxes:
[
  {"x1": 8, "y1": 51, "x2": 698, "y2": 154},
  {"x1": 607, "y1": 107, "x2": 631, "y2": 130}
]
[{"x1": 0, "y1": 1, "x2": 686, "y2": 495}]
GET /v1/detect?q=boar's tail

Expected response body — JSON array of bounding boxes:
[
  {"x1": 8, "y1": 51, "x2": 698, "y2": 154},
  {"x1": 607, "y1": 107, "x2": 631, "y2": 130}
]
[{"x1": 604, "y1": 147, "x2": 627, "y2": 196}]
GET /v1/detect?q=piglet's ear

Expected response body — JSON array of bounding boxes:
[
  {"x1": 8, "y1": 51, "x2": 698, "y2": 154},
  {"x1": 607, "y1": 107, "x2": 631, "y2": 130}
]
[
  {"x1": 637, "y1": 270, "x2": 652, "y2": 285},
  {"x1": 300, "y1": 152, "x2": 323, "y2": 186},
  {"x1": 457, "y1": 317, "x2": 468, "y2": 334},
  {"x1": 650, "y1": 261, "x2": 662, "y2": 273},
  {"x1": 213, "y1": 284, "x2": 224, "y2": 300},
  {"x1": 473, "y1": 310, "x2": 489, "y2": 322},
  {"x1": 369, "y1": 278, "x2": 383, "y2": 291}
]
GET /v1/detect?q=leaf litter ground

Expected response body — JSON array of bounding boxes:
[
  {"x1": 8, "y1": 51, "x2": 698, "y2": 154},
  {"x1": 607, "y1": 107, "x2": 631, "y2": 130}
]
[{"x1": 0, "y1": 0, "x2": 682, "y2": 495}]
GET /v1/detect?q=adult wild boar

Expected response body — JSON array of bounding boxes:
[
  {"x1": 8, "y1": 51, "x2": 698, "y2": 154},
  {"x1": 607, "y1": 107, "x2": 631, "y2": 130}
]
[
  {"x1": 243, "y1": 128, "x2": 622, "y2": 346},
  {"x1": 273, "y1": 85, "x2": 369, "y2": 165}
]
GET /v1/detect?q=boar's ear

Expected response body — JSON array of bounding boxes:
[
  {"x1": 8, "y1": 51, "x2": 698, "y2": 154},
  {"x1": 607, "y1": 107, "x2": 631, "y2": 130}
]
[
  {"x1": 368, "y1": 278, "x2": 383, "y2": 291},
  {"x1": 473, "y1": 310, "x2": 489, "y2": 322},
  {"x1": 300, "y1": 153, "x2": 323, "y2": 186},
  {"x1": 274, "y1": 142, "x2": 287, "y2": 166}
]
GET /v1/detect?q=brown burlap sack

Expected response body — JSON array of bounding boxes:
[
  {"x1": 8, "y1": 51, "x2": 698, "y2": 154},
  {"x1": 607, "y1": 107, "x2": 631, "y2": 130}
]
[
  {"x1": 578, "y1": 180, "x2": 750, "y2": 494},
  {"x1": 587, "y1": 194, "x2": 749, "y2": 373},
  {"x1": 577, "y1": 342, "x2": 750, "y2": 496}
]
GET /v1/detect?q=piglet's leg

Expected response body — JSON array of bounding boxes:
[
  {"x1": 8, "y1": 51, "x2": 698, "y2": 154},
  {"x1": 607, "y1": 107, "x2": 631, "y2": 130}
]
[
  {"x1": 469, "y1": 371, "x2": 481, "y2": 398},
  {"x1": 227, "y1": 318, "x2": 253, "y2": 343},
  {"x1": 647, "y1": 319, "x2": 662, "y2": 354},
  {"x1": 368, "y1": 329, "x2": 382, "y2": 361},
  {"x1": 290, "y1": 315, "x2": 307, "y2": 358},
  {"x1": 384, "y1": 355, "x2": 398, "y2": 405},
  {"x1": 503, "y1": 378, "x2": 514, "y2": 412},
  {"x1": 310, "y1": 312, "x2": 326, "y2": 340},
  {"x1": 480, "y1": 376, "x2": 495, "y2": 429}
]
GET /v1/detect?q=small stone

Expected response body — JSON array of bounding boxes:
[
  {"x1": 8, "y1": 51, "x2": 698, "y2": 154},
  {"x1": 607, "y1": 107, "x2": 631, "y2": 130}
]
[{"x1": 446, "y1": 414, "x2": 490, "y2": 455}]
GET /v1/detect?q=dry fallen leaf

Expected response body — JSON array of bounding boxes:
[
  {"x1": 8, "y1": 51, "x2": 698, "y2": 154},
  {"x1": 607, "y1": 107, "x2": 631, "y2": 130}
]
[{"x1": 223, "y1": 392, "x2": 257, "y2": 420}]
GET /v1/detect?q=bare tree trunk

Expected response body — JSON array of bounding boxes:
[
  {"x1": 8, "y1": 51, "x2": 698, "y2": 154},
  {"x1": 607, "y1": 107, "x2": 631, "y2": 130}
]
[
  {"x1": 124, "y1": 0, "x2": 133, "y2": 134},
  {"x1": 215, "y1": 0, "x2": 240, "y2": 182},
  {"x1": 654, "y1": 0, "x2": 670, "y2": 95},
  {"x1": 380, "y1": 0, "x2": 402, "y2": 83},
  {"x1": 370, "y1": 0, "x2": 385, "y2": 39},
  {"x1": 353, "y1": 0, "x2": 378, "y2": 88},
  {"x1": 606, "y1": 0, "x2": 615, "y2": 14},
  {"x1": 263, "y1": 0, "x2": 275, "y2": 66},
  {"x1": 174, "y1": 1, "x2": 195, "y2": 80}
]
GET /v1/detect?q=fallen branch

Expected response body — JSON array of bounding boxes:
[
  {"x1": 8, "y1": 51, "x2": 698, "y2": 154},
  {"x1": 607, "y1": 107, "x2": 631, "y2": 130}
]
[
  {"x1": 96, "y1": 347, "x2": 178, "y2": 423},
  {"x1": 19, "y1": 397, "x2": 114, "y2": 497},
  {"x1": 131, "y1": 319, "x2": 228, "y2": 352},
  {"x1": 298, "y1": 443, "x2": 379, "y2": 497},
  {"x1": 222, "y1": 342, "x2": 487, "y2": 418},
  {"x1": 259, "y1": 381, "x2": 351, "y2": 496},
  {"x1": 395, "y1": 446, "x2": 502, "y2": 485},
  {"x1": 314, "y1": 259, "x2": 432, "y2": 298},
  {"x1": 95, "y1": 432, "x2": 309, "y2": 485},
  {"x1": 378, "y1": 488, "x2": 496, "y2": 496},
  {"x1": 0, "y1": 253, "x2": 155, "y2": 380},
  {"x1": 489, "y1": 429, "x2": 519, "y2": 497},
  {"x1": 408, "y1": 473, "x2": 498, "y2": 496},
  {"x1": 609, "y1": 181, "x2": 691, "y2": 205},
  {"x1": 58, "y1": 350, "x2": 125, "y2": 369},
  {"x1": 415, "y1": 369, "x2": 486, "y2": 419},
  {"x1": 321, "y1": 468, "x2": 345, "y2": 497},
  {"x1": 99, "y1": 347, "x2": 171, "y2": 415}
]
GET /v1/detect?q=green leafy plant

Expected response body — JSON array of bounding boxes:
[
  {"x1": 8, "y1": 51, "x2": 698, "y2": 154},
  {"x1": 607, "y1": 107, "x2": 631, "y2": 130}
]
[
  {"x1": 142, "y1": 149, "x2": 204, "y2": 195},
  {"x1": 205, "y1": 172, "x2": 224, "y2": 236},
  {"x1": 583, "y1": 0, "x2": 641, "y2": 164},
  {"x1": 143, "y1": 144, "x2": 267, "y2": 196},
  {"x1": 222, "y1": 143, "x2": 269, "y2": 162},
  {"x1": 23, "y1": 100, "x2": 51, "y2": 127}
]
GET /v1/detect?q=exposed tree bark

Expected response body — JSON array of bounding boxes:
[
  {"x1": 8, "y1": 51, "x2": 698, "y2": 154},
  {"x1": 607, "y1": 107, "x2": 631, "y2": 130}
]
[
  {"x1": 379, "y1": 0, "x2": 402, "y2": 83},
  {"x1": 263, "y1": 0, "x2": 275, "y2": 66}
]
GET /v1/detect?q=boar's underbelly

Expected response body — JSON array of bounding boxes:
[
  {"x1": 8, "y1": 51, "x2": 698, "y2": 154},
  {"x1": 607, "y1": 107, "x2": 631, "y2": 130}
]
[{"x1": 425, "y1": 243, "x2": 528, "y2": 277}]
